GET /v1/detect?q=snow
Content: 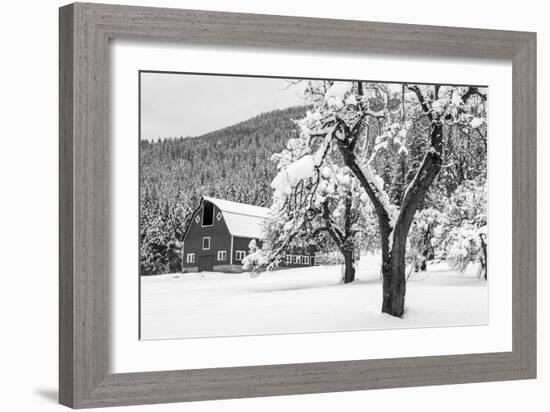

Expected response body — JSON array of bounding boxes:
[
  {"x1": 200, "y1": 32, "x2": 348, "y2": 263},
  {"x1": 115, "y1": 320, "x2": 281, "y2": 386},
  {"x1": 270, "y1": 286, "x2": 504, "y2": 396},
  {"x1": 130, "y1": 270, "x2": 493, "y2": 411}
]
[
  {"x1": 324, "y1": 81, "x2": 352, "y2": 109},
  {"x1": 303, "y1": 110, "x2": 322, "y2": 124},
  {"x1": 374, "y1": 140, "x2": 388, "y2": 152},
  {"x1": 140, "y1": 254, "x2": 488, "y2": 340},
  {"x1": 451, "y1": 90, "x2": 463, "y2": 106},
  {"x1": 345, "y1": 94, "x2": 358, "y2": 105},
  {"x1": 320, "y1": 166, "x2": 332, "y2": 179},
  {"x1": 203, "y1": 197, "x2": 270, "y2": 219},
  {"x1": 362, "y1": 164, "x2": 398, "y2": 226},
  {"x1": 432, "y1": 97, "x2": 449, "y2": 114},
  {"x1": 202, "y1": 197, "x2": 270, "y2": 239},
  {"x1": 222, "y1": 213, "x2": 267, "y2": 239},
  {"x1": 271, "y1": 155, "x2": 316, "y2": 195},
  {"x1": 242, "y1": 242, "x2": 268, "y2": 271},
  {"x1": 470, "y1": 117, "x2": 485, "y2": 129}
]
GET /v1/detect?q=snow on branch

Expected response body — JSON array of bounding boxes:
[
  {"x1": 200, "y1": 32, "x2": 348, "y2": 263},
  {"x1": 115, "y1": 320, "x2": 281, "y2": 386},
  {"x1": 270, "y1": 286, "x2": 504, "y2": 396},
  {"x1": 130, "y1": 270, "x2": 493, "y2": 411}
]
[
  {"x1": 362, "y1": 164, "x2": 398, "y2": 227},
  {"x1": 271, "y1": 155, "x2": 316, "y2": 195}
]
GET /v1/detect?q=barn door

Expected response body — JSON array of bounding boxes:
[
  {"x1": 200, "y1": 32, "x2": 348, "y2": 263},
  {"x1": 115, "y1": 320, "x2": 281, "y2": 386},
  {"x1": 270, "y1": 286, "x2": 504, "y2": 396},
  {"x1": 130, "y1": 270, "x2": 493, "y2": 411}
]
[{"x1": 198, "y1": 255, "x2": 214, "y2": 272}]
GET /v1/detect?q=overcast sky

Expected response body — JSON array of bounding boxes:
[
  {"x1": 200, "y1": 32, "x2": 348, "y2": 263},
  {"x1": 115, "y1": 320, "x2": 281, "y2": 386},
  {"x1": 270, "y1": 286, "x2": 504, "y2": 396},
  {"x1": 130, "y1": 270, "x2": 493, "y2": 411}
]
[{"x1": 140, "y1": 72, "x2": 305, "y2": 140}]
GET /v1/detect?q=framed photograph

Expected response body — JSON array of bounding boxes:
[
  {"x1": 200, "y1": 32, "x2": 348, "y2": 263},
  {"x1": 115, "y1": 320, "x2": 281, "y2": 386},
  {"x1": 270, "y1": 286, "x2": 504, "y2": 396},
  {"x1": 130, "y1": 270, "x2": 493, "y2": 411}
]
[{"x1": 59, "y1": 2, "x2": 536, "y2": 408}]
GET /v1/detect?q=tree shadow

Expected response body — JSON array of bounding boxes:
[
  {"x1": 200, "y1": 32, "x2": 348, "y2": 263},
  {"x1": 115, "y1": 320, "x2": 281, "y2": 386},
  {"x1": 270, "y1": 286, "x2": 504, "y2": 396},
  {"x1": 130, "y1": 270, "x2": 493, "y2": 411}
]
[
  {"x1": 249, "y1": 282, "x2": 332, "y2": 293},
  {"x1": 249, "y1": 277, "x2": 379, "y2": 293}
]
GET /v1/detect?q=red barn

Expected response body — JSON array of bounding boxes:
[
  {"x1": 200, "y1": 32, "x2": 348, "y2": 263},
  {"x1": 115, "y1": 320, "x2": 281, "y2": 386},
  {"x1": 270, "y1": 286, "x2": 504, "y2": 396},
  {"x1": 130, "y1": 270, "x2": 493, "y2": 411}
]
[{"x1": 181, "y1": 197, "x2": 316, "y2": 273}]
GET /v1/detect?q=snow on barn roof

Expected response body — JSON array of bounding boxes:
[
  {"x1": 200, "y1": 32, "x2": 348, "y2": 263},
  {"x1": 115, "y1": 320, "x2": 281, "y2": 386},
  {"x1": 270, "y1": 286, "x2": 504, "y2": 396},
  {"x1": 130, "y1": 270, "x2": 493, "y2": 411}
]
[{"x1": 202, "y1": 196, "x2": 270, "y2": 239}]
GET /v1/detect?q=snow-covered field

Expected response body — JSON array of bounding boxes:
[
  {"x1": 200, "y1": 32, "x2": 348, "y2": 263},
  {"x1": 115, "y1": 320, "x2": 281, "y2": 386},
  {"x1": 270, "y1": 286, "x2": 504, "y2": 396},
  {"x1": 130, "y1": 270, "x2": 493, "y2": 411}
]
[{"x1": 140, "y1": 255, "x2": 488, "y2": 340}]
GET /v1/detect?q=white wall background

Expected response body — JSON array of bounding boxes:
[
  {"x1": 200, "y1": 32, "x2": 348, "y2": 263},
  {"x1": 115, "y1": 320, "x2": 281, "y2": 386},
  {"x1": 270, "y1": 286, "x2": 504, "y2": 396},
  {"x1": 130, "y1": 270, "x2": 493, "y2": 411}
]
[{"x1": 0, "y1": 0, "x2": 545, "y2": 411}]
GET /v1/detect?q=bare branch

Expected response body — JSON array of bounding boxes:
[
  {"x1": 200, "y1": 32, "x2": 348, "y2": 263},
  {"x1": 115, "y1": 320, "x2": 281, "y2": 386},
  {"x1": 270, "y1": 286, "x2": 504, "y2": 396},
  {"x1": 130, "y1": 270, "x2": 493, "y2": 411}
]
[
  {"x1": 407, "y1": 85, "x2": 432, "y2": 121},
  {"x1": 461, "y1": 87, "x2": 487, "y2": 103}
]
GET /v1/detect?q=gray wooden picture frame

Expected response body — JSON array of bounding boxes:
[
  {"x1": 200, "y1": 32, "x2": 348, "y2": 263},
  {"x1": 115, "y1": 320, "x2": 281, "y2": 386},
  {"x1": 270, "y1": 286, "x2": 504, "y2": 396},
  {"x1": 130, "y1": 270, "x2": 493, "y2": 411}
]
[{"x1": 59, "y1": 2, "x2": 536, "y2": 409}]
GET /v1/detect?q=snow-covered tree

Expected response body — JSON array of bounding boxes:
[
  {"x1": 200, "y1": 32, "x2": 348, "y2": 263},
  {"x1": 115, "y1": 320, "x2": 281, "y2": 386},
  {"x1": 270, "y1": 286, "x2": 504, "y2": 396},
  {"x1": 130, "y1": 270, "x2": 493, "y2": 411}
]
[
  {"x1": 242, "y1": 239, "x2": 267, "y2": 271},
  {"x1": 245, "y1": 124, "x2": 371, "y2": 283},
  {"x1": 303, "y1": 163, "x2": 370, "y2": 283},
  {"x1": 433, "y1": 179, "x2": 488, "y2": 279},
  {"x1": 259, "y1": 80, "x2": 486, "y2": 317},
  {"x1": 407, "y1": 207, "x2": 443, "y2": 272}
]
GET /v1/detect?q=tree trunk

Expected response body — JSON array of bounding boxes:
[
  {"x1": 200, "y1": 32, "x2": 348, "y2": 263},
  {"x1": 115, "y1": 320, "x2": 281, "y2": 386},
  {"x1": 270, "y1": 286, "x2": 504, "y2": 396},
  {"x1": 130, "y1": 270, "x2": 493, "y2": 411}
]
[
  {"x1": 332, "y1": 83, "x2": 445, "y2": 318},
  {"x1": 342, "y1": 248, "x2": 356, "y2": 284},
  {"x1": 318, "y1": 200, "x2": 356, "y2": 284},
  {"x1": 381, "y1": 117, "x2": 443, "y2": 317},
  {"x1": 479, "y1": 233, "x2": 487, "y2": 280},
  {"x1": 336, "y1": 142, "x2": 440, "y2": 317},
  {"x1": 380, "y1": 231, "x2": 408, "y2": 317}
]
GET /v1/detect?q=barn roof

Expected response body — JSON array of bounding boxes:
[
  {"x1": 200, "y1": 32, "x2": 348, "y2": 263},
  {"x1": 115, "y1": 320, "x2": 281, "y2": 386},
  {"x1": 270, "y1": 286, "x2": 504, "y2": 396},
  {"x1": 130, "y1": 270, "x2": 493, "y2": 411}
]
[{"x1": 202, "y1": 196, "x2": 270, "y2": 239}]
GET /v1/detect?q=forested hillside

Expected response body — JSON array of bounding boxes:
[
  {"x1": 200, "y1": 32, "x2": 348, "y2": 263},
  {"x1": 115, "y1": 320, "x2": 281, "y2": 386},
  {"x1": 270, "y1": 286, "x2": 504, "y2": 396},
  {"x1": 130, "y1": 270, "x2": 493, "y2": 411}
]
[{"x1": 140, "y1": 105, "x2": 309, "y2": 275}]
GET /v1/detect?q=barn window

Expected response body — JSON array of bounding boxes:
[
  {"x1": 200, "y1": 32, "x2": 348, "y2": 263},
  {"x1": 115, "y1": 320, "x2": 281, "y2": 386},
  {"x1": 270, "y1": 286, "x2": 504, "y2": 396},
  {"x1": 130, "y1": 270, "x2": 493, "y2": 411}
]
[
  {"x1": 293, "y1": 255, "x2": 300, "y2": 264},
  {"x1": 202, "y1": 237, "x2": 211, "y2": 250},
  {"x1": 216, "y1": 212, "x2": 222, "y2": 221},
  {"x1": 217, "y1": 250, "x2": 227, "y2": 261},
  {"x1": 186, "y1": 253, "x2": 195, "y2": 264},
  {"x1": 303, "y1": 256, "x2": 310, "y2": 265},
  {"x1": 195, "y1": 215, "x2": 200, "y2": 224},
  {"x1": 202, "y1": 202, "x2": 214, "y2": 226},
  {"x1": 285, "y1": 255, "x2": 292, "y2": 264},
  {"x1": 235, "y1": 250, "x2": 246, "y2": 261}
]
